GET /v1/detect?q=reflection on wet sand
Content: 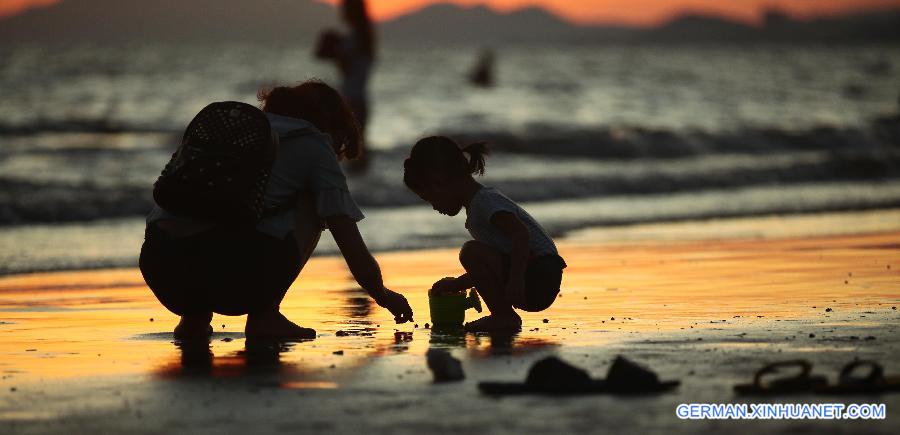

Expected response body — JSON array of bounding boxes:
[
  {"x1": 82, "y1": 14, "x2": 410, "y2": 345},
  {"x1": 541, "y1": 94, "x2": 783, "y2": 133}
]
[
  {"x1": 157, "y1": 339, "x2": 306, "y2": 377},
  {"x1": 340, "y1": 289, "x2": 375, "y2": 320},
  {"x1": 428, "y1": 329, "x2": 558, "y2": 358},
  {"x1": 157, "y1": 339, "x2": 279, "y2": 378},
  {"x1": 153, "y1": 327, "x2": 557, "y2": 386},
  {"x1": 0, "y1": 231, "x2": 897, "y2": 386},
  {"x1": 154, "y1": 338, "x2": 343, "y2": 388}
]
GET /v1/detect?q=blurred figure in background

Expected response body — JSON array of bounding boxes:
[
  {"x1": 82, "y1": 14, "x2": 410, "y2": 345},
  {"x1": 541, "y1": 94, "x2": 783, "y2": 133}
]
[
  {"x1": 469, "y1": 48, "x2": 495, "y2": 88},
  {"x1": 316, "y1": 0, "x2": 376, "y2": 174}
]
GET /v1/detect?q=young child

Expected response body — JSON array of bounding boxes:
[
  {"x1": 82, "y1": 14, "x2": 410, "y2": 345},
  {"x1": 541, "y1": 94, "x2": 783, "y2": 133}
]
[{"x1": 403, "y1": 136, "x2": 567, "y2": 332}]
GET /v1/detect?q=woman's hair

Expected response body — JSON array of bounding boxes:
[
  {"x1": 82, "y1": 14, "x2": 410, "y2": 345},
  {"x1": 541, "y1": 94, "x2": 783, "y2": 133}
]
[
  {"x1": 403, "y1": 136, "x2": 489, "y2": 191},
  {"x1": 258, "y1": 80, "x2": 362, "y2": 159},
  {"x1": 342, "y1": 0, "x2": 376, "y2": 60}
]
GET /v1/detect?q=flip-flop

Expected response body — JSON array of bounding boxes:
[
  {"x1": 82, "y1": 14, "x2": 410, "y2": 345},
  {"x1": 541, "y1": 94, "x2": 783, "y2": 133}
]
[
  {"x1": 479, "y1": 355, "x2": 680, "y2": 396},
  {"x1": 734, "y1": 360, "x2": 828, "y2": 395},
  {"x1": 816, "y1": 360, "x2": 900, "y2": 395}
]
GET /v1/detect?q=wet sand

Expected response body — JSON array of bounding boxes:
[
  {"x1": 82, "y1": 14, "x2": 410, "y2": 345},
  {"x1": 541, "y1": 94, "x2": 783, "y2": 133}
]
[{"x1": 1, "y1": 213, "x2": 899, "y2": 434}]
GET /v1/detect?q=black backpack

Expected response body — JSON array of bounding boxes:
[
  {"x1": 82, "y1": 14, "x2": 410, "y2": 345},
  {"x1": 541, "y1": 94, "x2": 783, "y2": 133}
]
[{"x1": 153, "y1": 101, "x2": 277, "y2": 224}]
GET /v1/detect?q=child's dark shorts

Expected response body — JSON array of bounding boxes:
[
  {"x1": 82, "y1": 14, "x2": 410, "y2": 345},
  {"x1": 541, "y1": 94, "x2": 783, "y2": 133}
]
[{"x1": 502, "y1": 254, "x2": 567, "y2": 312}]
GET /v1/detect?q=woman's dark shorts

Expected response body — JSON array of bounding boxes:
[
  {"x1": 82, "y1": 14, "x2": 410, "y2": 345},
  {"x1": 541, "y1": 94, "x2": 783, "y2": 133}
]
[
  {"x1": 503, "y1": 254, "x2": 567, "y2": 312},
  {"x1": 139, "y1": 223, "x2": 302, "y2": 316}
]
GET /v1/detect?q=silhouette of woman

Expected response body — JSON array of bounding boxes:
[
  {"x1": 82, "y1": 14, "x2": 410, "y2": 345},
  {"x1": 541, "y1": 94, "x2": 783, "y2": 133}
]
[
  {"x1": 139, "y1": 81, "x2": 412, "y2": 340},
  {"x1": 316, "y1": 0, "x2": 376, "y2": 173}
]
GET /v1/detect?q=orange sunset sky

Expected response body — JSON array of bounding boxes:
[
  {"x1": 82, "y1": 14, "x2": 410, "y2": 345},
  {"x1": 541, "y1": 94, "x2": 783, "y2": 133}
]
[{"x1": 2, "y1": 0, "x2": 900, "y2": 25}]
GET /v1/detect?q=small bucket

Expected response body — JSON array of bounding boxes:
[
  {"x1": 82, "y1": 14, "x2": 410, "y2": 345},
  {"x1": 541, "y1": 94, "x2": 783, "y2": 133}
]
[{"x1": 429, "y1": 288, "x2": 482, "y2": 328}]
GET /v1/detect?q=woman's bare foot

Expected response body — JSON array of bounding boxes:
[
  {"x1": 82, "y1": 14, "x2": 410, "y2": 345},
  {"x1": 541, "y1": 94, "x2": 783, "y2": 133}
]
[
  {"x1": 246, "y1": 311, "x2": 316, "y2": 340},
  {"x1": 464, "y1": 312, "x2": 522, "y2": 332},
  {"x1": 173, "y1": 313, "x2": 213, "y2": 340}
]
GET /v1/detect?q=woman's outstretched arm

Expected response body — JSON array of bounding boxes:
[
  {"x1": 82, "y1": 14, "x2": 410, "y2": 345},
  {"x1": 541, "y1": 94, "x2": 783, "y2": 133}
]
[{"x1": 327, "y1": 215, "x2": 414, "y2": 323}]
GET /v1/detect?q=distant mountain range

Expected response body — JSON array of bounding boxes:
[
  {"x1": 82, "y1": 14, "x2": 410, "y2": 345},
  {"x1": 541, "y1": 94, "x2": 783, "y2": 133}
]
[
  {"x1": 0, "y1": 0, "x2": 337, "y2": 42},
  {"x1": 1, "y1": 0, "x2": 899, "y2": 44}
]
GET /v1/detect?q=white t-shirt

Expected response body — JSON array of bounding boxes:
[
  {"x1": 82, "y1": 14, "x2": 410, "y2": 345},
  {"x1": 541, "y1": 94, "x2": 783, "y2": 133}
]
[
  {"x1": 148, "y1": 113, "x2": 364, "y2": 239},
  {"x1": 256, "y1": 113, "x2": 364, "y2": 238},
  {"x1": 464, "y1": 187, "x2": 558, "y2": 256}
]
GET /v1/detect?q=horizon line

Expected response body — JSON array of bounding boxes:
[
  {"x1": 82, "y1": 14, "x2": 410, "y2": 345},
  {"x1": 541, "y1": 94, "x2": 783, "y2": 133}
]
[{"x1": 1, "y1": 0, "x2": 898, "y2": 28}]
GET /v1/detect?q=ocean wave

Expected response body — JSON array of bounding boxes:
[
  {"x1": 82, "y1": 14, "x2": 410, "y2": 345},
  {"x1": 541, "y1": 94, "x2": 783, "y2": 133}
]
[
  {"x1": 4, "y1": 183, "x2": 900, "y2": 276},
  {"x1": 443, "y1": 116, "x2": 900, "y2": 159},
  {"x1": 0, "y1": 120, "x2": 174, "y2": 136},
  {"x1": 1, "y1": 120, "x2": 898, "y2": 225}
]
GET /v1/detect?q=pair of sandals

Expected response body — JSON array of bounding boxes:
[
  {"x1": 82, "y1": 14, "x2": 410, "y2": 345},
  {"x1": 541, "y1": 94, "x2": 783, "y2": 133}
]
[
  {"x1": 479, "y1": 355, "x2": 680, "y2": 396},
  {"x1": 734, "y1": 359, "x2": 900, "y2": 395}
]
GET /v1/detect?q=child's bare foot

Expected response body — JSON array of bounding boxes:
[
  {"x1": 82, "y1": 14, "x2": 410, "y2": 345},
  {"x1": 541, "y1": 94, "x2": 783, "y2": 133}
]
[
  {"x1": 246, "y1": 311, "x2": 316, "y2": 340},
  {"x1": 464, "y1": 313, "x2": 522, "y2": 332},
  {"x1": 173, "y1": 313, "x2": 213, "y2": 340}
]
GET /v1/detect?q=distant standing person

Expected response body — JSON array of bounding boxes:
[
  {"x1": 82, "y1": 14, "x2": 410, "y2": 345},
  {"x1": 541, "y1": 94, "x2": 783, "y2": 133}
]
[
  {"x1": 469, "y1": 48, "x2": 495, "y2": 88},
  {"x1": 316, "y1": 0, "x2": 376, "y2": 173}
]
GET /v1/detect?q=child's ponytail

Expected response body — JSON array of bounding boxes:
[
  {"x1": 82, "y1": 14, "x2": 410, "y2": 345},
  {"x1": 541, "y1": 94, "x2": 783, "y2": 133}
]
[{"x1": 462, "y1": 142, "x2": 490, "y2": 176}]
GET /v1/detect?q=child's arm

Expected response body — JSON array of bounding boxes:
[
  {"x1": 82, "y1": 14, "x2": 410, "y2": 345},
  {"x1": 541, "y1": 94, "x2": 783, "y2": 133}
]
[
  {"x1": 490, "y1": 211, "x2": 530, "y2": 307},
  {"x1": 432, "y1": 274, "x2": 474, "y2": 294}
]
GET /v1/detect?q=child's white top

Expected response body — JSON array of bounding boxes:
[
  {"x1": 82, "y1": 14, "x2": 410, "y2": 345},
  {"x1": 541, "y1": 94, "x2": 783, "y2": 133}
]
[{"x1": 465, "y1": 187, "x2": 558, "y2": 256}]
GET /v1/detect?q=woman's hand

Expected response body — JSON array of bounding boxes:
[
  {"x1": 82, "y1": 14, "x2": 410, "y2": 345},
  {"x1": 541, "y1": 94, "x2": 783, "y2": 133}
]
[{"x1": 373, "y1": 289, "x2": 414, "y2": 324}]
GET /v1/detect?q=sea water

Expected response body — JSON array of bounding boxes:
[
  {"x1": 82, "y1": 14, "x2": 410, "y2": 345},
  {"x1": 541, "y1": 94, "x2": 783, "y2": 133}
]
[{"x1": 1, "y1": 42, "x2": 899, "y2": 274}]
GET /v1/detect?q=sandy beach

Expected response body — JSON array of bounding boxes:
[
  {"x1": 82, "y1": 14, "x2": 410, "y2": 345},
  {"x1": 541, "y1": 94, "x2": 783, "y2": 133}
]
[{"x1": 1, "y1": 210, "x2": 898, "y2": 434}]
